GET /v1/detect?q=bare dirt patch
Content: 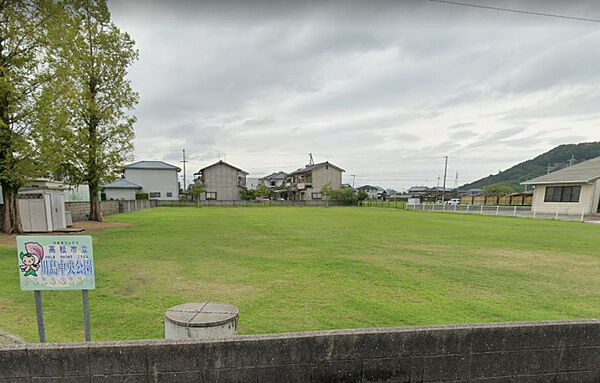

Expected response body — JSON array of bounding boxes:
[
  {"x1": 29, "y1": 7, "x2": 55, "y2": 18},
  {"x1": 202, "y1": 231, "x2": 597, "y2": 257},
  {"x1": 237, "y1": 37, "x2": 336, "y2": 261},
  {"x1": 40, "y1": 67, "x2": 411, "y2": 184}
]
[{"x1": 0, "y1": 221, "x2": 132, "y2": 248}]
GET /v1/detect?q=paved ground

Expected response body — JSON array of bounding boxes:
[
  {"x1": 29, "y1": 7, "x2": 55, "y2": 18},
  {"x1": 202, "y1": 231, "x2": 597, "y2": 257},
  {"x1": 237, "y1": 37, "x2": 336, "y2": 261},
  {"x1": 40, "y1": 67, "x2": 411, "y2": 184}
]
[{"x1": 0, "y1": 328, "x2": 24, "y2": 346}]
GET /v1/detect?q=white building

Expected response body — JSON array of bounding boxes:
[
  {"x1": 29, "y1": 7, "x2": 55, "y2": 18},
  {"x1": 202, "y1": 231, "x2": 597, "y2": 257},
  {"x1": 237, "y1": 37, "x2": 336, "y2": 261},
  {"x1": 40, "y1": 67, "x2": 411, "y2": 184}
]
[
  {"x1": 522, "y1": 156, "x2": 600, "y2": 215},
  {"x1": 124, "y1": 161, "x2": 181, "y2": 200},
  {"x1": 102, "y1": 179, "x2": 142, "y2": 200},
  {"x1": 246, "y1": 178, "x2": 260, "y2": 190},
  {"x1": 357, "y1": 185, "x2": 378, "y2": 200}
]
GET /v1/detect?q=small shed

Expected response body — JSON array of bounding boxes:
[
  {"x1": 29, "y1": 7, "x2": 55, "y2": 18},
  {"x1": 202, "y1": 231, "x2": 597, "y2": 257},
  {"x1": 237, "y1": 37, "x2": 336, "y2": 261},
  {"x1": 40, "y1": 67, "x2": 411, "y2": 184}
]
[
  {"x1": 102, "y1": 179, "x2": 141, "y2": 200},
  {"x1": 18, "y1": 189, "x2": 67, "y2": 232}
]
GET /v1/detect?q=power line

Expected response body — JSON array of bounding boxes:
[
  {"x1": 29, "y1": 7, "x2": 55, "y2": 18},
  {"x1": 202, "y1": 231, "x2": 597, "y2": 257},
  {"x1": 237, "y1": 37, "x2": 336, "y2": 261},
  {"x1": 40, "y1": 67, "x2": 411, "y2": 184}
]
[{"x1": 430, "y1": 0, "x2": 600, "y2": 23}]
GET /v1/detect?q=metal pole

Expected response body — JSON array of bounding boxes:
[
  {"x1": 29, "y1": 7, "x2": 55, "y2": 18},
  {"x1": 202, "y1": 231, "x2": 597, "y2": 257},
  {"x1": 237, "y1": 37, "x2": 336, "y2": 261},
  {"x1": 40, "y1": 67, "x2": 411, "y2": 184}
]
[
  {"x1": 496, "y1": 206, "x2": 499, "y2": 215},
  {"x1": 441, "y1": 156, "x2": 448, "y2": 204},
  {"x1": 82, "y1": 290, "x2": 91, "y2": 342},
  {"x1": 34, "y1": 290, "x2": 46, "y2": 343}
]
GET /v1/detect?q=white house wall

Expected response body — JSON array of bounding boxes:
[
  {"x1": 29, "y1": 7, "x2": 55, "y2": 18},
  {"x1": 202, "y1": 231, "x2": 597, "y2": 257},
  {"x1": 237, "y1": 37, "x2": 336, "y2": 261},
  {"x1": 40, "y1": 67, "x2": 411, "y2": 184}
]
[
  {"x1": 531, "y1": 182, "x2": 598, "y2": 215},
  {"x1": 105, "y1": 188, "x2": 137, "y2": 201},
  {"x1": 124, "y1": 168, "x2": 179, "y2": 200}
]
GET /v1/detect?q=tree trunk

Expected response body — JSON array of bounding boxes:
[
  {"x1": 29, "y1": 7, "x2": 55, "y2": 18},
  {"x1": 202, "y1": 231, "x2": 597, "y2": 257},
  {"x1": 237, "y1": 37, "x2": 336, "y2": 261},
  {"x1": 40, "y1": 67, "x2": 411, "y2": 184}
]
[
  {"x1": 89, "y1": 181, "x2": 101, "y2": 221},
  {"x1": 2, "y1": 183, "x2": 23, "y2": 234}
]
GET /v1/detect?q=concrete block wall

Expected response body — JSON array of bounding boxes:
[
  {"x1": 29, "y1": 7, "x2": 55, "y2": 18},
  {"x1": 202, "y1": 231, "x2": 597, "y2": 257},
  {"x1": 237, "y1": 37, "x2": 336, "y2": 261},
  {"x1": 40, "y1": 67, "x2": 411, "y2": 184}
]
[
  {"x1": 65, "y1": 201, "x2": 120, "y2": 222},
  {"x1": 1, "y1": 320, "x2": 599, "y2": 382},
  {"x1": 118, "y1": 199, "x2": 158, "y2": 214}
]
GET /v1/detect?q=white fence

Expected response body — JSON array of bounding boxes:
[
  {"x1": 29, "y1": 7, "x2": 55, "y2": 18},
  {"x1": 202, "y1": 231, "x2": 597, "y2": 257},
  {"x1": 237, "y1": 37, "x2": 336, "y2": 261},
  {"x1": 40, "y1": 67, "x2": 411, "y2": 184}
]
[{"x1": 407, "y1": 204, "x2": 589, "y2": 222}]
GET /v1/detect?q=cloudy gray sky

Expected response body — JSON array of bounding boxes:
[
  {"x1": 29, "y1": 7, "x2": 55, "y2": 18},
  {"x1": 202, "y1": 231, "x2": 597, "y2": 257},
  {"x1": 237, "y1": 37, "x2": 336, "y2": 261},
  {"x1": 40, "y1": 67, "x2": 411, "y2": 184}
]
[{"x1": 109, "y1": 0, "x2": 600, "y2": 191}]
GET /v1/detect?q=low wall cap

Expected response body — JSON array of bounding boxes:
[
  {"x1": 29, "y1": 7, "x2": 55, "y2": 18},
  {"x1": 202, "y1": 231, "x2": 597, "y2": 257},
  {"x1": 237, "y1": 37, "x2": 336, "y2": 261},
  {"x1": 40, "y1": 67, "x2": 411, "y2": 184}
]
[{"x1": 165, "y1": 301, "x2": 238, "y2": 328}]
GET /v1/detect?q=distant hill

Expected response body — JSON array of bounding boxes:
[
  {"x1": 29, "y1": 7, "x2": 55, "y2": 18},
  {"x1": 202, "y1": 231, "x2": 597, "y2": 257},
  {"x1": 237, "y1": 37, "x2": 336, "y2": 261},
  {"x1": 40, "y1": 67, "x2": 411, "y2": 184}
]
[{"x1": 460, "y1": 142, "x2": 600, "y2": 192}]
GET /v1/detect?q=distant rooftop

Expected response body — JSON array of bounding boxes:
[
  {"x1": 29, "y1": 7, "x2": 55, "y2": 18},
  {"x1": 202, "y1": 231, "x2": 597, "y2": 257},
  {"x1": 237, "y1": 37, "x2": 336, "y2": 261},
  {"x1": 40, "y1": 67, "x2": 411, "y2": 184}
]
[
  {"x1": 260, "y1": 171, "x2": 288, "y2": 180},
  {"x1": 522, "y1": 156, "x2": 600, "y2": 185},
  {"x1": 125, "y1": 160, "x2": 181, "y2": 172},
  {"x1": 357, "y1": 185, "x2": 378, "y2": 191},
  {"x1": 196, "y1": 160, "x2": 248, "y2": 175},
  {"x1": 287, "y1": 161, "x2": 345, "y2": 176},
  {"x1": 102, "y1": 179, "x2": 142, "y2": 189}
]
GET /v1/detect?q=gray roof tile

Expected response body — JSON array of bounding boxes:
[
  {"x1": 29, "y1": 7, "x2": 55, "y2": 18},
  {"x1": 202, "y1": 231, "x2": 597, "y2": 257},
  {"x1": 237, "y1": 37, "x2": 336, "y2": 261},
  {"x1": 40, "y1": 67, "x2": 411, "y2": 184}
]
[{"x1": 522, "y1": 156, "x2": 600, "y2": 185}]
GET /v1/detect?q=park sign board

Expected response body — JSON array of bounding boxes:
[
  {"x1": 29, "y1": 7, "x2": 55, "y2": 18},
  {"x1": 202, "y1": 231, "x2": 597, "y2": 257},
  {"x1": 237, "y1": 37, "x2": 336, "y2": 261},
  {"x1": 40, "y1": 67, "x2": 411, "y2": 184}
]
[{"x1": 17, "y1": 235, "x2": 95, "y2": 291}]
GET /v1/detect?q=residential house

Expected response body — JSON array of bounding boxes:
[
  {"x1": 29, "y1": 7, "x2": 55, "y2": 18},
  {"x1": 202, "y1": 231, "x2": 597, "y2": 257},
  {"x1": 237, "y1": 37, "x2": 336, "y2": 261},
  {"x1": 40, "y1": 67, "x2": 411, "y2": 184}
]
[
  {"x1": 246, "y1": 178, "x2": 260, "y2": 190},
  {"x1": 195, "y1": 160, "x2": 248, "y2": 201},
  {"x1": 124, "y1": 161, "x2": 181, "y2": 200},
  {"x1": 357, "y1": 185, "x2": 378, "y2": 200},
  {"x1": 522, "y1": 156, "x2": 600, "y2": 215},
  {"x1": 259, "y1": 171, "x2": 288, "y2": 189},
  {"x1": 286, "y1": 161, "x2": 344, "y2": 201},
  {"x1": 102, "y1": 179, "x2": 142, "y2": 200}
]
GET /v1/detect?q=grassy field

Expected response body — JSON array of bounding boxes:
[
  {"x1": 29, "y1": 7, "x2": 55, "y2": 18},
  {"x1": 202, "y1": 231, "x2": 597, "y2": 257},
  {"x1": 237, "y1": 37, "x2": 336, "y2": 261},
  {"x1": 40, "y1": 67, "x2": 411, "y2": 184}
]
[{"x1": 1, "y1": 206, "x2": 599, "y2": 343}]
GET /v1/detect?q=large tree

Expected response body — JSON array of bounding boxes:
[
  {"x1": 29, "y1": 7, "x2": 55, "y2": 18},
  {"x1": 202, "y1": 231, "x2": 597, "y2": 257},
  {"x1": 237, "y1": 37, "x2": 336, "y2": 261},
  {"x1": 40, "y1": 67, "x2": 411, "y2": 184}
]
[
  {"x1": 0, "y1": 1, "x2": 54, "y2": 233},
  {"x1": 48, "y1": 0, "x2": 138, "y2": 221}
]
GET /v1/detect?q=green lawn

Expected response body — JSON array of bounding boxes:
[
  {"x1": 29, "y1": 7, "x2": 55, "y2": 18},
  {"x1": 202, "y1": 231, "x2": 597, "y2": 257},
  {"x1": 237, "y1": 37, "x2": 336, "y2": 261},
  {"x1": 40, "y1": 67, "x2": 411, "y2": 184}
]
[{"x1": 1, "y1": 206, "x2": 599, "y2": 343}]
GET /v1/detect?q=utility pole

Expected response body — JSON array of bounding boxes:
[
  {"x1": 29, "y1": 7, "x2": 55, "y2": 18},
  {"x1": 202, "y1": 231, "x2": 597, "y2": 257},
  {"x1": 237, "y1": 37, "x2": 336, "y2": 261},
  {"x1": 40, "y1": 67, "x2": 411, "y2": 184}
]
[
  {"x1": 441, "y1": 156, "x2": 448, "y2": 204},
  {"x1": 453, "y1": 171, "x2": 459, "y2": 189},
  {"x1": 181, "y1": 149, "x2": 188, "y2": 193},
  {"x1": 351, "y1": 174, "x2": 356, "y2": 188}
]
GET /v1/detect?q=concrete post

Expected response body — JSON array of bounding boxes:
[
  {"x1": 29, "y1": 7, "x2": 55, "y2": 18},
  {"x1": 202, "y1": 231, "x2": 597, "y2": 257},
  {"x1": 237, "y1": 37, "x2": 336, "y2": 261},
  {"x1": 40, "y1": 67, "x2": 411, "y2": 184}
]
[{"x1": 513, "y1": 206, "x2": 517, "y2": 217}]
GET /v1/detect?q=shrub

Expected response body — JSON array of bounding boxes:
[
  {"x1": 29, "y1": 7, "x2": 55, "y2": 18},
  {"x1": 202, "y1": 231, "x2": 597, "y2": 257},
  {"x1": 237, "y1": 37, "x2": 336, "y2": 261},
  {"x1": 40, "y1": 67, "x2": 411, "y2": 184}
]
[{"x1": 135, "y1": 192, "x2": 149, "y2": 200}]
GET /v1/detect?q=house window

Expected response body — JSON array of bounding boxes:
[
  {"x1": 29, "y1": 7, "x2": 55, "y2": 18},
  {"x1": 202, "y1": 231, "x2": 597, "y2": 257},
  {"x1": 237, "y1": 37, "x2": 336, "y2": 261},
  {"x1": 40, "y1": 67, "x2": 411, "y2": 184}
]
[
  {"x1": 544, "y1": 186, "x2": 581, "y2": 203},
  {"x1": 270, "y1": 181, "x2": 276, "y2": 186},
  {"x1": 149, "y1": 192, "x2": 161, "y2": 198},
  {"x1": 166, "y1": 192, "x2": 173, "y2": 197},
  {"x1": 312, "y1": 192, "x2": 322, "y2": 199},
  {"x1": 206, "y1": 192, "x2": 217, "y2": 200}
]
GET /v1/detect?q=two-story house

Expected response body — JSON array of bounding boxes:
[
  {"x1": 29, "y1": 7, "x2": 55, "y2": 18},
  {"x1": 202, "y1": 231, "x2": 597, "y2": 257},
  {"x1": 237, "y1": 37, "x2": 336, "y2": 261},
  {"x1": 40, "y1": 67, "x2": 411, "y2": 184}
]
[
  {"x1": 123, "y1": 161, "x2": 181, "y2": 200},
  {"x1": 286, "y1": 161, "x2": 344, "y2": 201},
  {"x1": 194, "y1": 161, "x2": 248, "y2": 201},
  {"x1": 356, "y1": 185, "x2": 378, "y2": 200},
  {"x1": 259, "y1": 171, "x2": 288, "y2": 189}
]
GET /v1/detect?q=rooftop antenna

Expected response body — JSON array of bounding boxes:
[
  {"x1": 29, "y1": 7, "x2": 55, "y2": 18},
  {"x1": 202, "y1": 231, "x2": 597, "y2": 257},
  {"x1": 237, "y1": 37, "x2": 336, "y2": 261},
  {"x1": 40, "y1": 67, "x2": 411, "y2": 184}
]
[
  {"x1": 308, "y1": 153, "x2": 314, "y2": 165},
  {"x1": 547, "y1": 163, "x2": 552, "y2": 174},
  {"x1": 568, "y1": 154, "x2": 576, "y2": 167}
]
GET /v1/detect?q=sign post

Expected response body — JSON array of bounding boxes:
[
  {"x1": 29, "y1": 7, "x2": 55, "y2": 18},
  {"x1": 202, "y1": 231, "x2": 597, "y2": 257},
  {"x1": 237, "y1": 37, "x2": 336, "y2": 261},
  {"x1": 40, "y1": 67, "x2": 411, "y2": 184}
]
[
  {"x1": 34, "y1": 290, "x2": 46, "y2": 343},
  {"x1": 17, "y1": 235, "x2": 95, "y2": 342}
]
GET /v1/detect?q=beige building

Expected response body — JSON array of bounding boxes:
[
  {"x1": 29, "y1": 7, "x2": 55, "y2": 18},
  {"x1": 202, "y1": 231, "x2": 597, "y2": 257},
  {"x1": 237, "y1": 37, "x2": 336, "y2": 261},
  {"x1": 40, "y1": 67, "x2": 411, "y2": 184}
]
[
  {"x1": 195, "y1": 161, "x2": 248, "y2": 201},
  {"x1": 286, "y1": 161, "x2": 344, "y2": 201},
  {"x1": 522, "y1": 156, "x2": 600, "y2": 215}
]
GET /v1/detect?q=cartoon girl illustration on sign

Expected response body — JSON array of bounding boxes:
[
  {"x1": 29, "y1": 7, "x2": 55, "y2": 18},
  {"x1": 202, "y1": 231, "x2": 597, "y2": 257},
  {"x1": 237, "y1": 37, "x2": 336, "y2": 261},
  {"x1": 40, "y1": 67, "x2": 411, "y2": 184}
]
[{"x1": 19, "y1": 242, "x2": 44, "y2": 277}]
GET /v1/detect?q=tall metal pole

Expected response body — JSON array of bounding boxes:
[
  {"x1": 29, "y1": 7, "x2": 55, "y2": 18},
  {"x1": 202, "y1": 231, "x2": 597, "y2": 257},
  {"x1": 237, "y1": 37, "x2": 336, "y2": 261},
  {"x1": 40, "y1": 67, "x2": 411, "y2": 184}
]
[
  {"x1": 181, "y1": 149, "x2": 188, "y2": 195},
  {"x1": 34, "y1": 290, "x2": 46, "y2": 343},
  {"x1": 351, "y1": 174, "x2": 356, "y2": 188},
  {"x1": 441, "y1": 156, "x2": 448, "y2": 204}
]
